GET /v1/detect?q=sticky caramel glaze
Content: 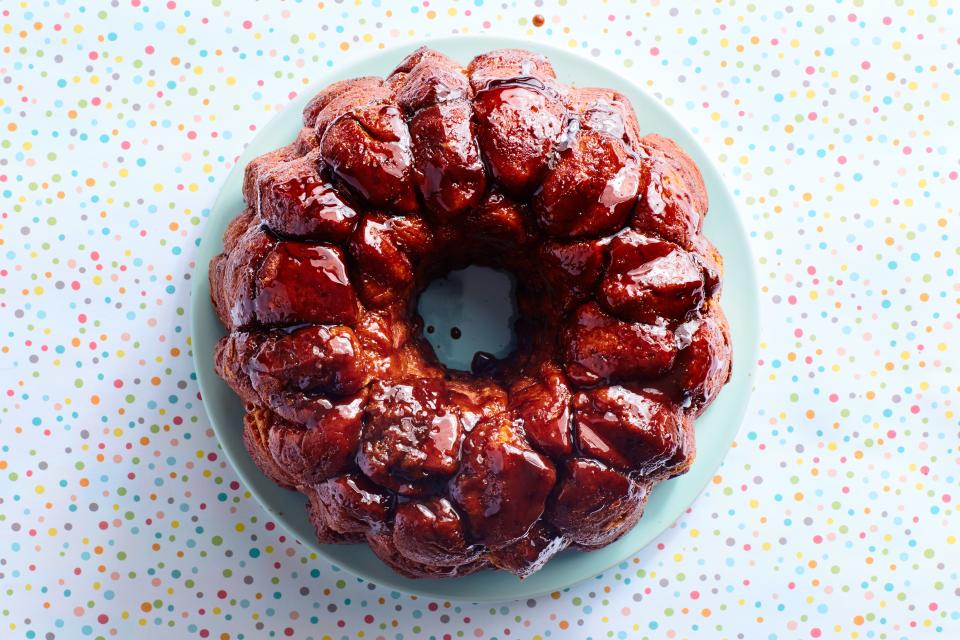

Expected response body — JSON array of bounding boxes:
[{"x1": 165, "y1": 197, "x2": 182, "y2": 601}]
[{"x1": 210, "y1": 46, "x2": 732, "y2": 579}]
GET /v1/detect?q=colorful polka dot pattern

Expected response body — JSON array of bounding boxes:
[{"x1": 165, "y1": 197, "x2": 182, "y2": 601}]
[{"x1": 2, "y1": 1, "x2": 957, "y2": 638}]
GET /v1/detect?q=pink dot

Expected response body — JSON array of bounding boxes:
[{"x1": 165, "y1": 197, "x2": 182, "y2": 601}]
[
  {"x1": 167, "y1": 1, "x2": 176, "y2": 9},
  {"x1": 949, "y1": 171, "x2": 958, "y2": 180},
  {"x1": 88, "y1": 51, "x2": 98, "y2": 60},
  {"x1": 903, "y1": 146, "x2": 912, "y2": 155},
  {"x1": 847, "y1": 13, "x2": 857, "y2": 22},
  {"x1": 113, "y1": 379, "x2": 123, "y2": 389},
  {"x1": 805, "y1": 66, "x2": 815, "y2": 75},
  {"x1": 883, "y1": 17, "x2": 892, "y2": 25},
  {"x1": 811, "y1": 628, "x2": 822, "y2": 638},
  {"x1": 910, "y1": 405, "x2": 920, "y2": 414},
  {"x1": 145, "y1": 45, "x2": 155, "y2": 54},
  {"x1": 942, "y1": 494, "x2": 951, "y2": 503},
  {"x1": 650, "y1": 47, "x2": 660, "y2": 56},
  {"x1": 837, "y1": 155, "x2": 846, "y2": 164},
  {"x1": 829, "y1": 394, "x2": 838, "y2": 403},
  {"x1": 861, "y1": 61, "x2": 871, "y2": 70},
  {"x1": 242, "y1": 20, "x2": 253, "y2": 29},
  {"x1": 807, "y1": 112, "x2": 817, "y2": 121}
]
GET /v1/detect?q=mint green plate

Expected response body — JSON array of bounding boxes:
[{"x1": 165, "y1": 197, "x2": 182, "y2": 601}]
[{"x1": 190, "y1": 36, "x2": 758, "y2": 603}]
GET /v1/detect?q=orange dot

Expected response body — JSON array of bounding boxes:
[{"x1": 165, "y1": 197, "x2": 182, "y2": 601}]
[{"x1": 90, "y1": 395, "x2": 100, "y2": 405}]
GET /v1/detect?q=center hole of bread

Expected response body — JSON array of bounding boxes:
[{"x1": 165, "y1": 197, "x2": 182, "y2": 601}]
[{"x1": 417, "y1": 266, "x2": 518, "y2": 373}]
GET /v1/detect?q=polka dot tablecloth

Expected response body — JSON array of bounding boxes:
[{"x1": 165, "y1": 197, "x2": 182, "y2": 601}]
[{"x1": 1, "y1": 1, "x2": 957, "y2": 638}]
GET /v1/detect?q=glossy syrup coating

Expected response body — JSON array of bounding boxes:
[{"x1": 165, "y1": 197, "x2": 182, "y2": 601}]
[{"x1": 210, "y1": 46, "x2": 732, "y2": 580}]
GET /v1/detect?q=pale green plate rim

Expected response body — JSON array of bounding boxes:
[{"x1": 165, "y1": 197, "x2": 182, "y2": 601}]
[{"x1": 190, "y1": 35, "x2": 759, "y2": 603}]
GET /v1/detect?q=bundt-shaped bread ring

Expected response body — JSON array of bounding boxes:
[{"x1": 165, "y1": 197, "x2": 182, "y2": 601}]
[{"x1": 210, "y1": 46, "x2": 732, "y2": 579}]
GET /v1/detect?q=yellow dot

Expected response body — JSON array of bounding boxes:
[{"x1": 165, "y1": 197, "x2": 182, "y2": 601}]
[{"x1": 153, "y1": 183, "x2": 163, "y2": 192}]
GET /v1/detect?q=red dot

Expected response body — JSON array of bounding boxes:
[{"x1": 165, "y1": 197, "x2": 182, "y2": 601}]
[{"x1": 284, "y1": 629, "x2": 294, "y2": 637}]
